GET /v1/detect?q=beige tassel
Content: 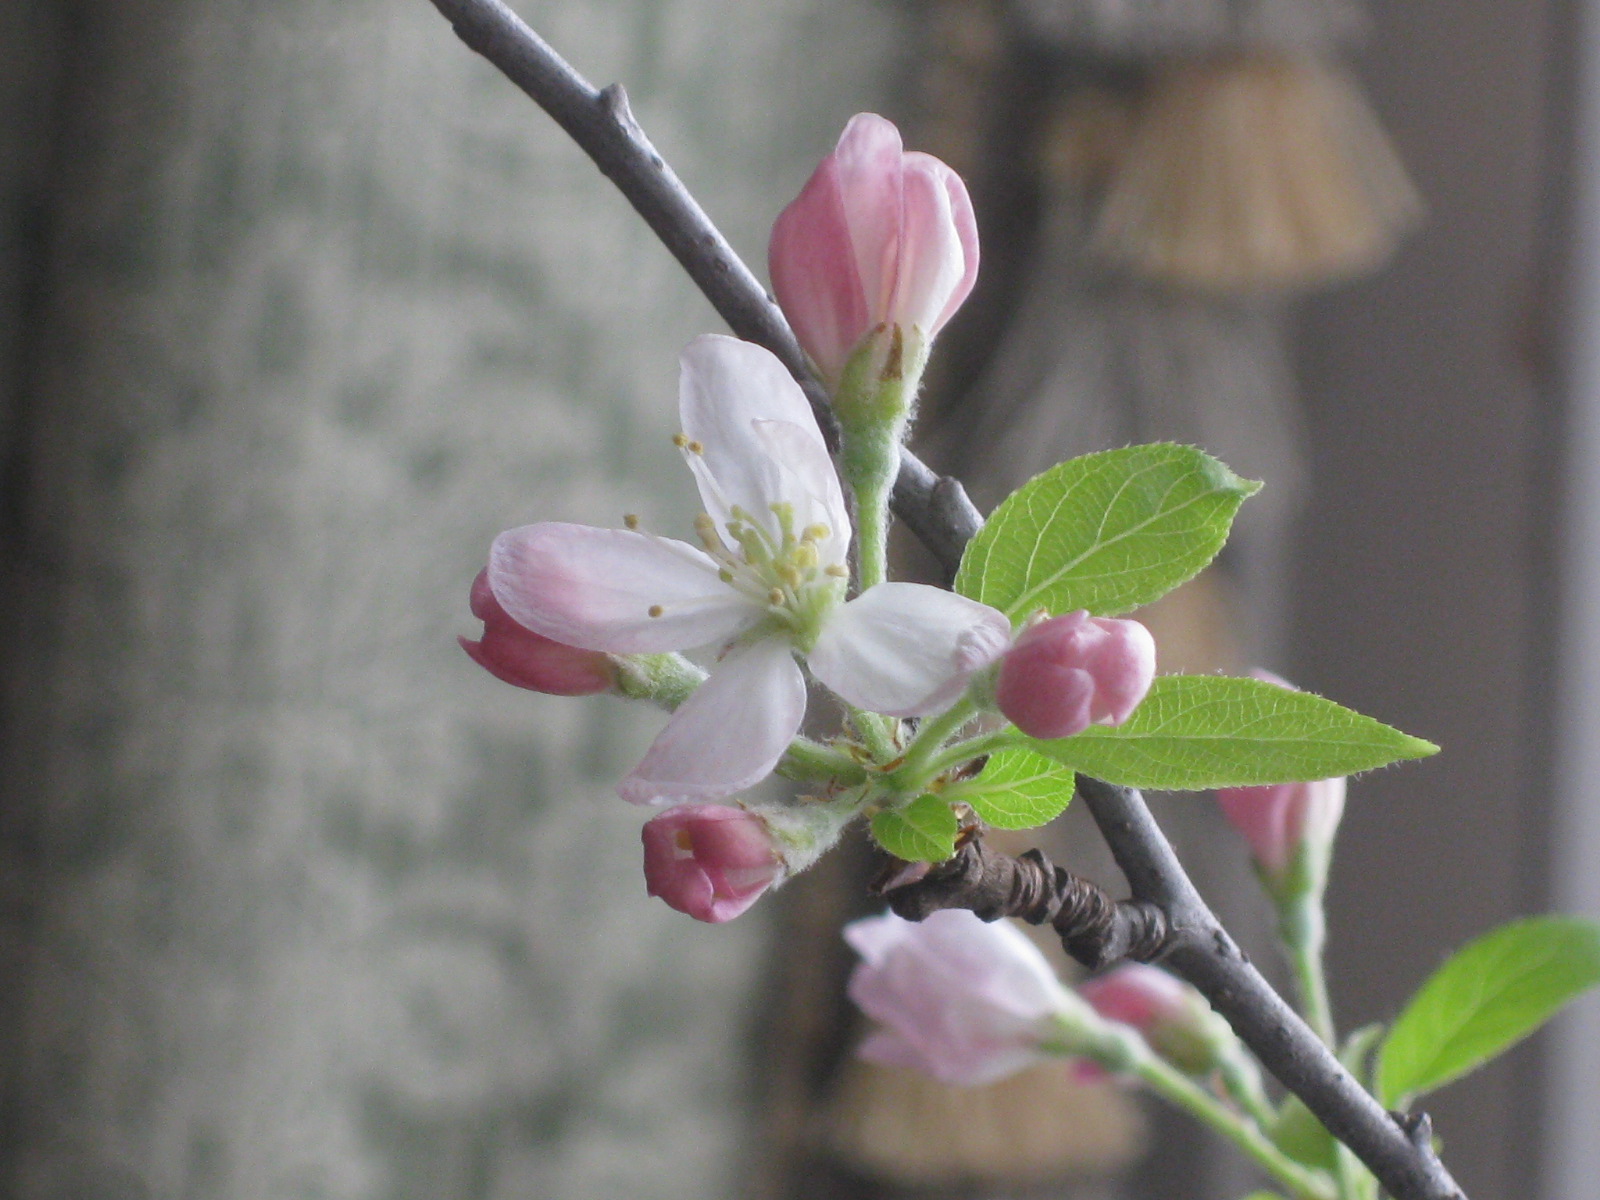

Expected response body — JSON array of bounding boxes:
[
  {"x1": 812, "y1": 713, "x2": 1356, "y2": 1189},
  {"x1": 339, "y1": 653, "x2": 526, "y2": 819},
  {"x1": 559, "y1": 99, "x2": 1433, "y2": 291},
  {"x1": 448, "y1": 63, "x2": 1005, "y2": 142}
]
[
  {"x1": 826, "y1": 1059, "x2": 1143, "y2": 1188},
  {"x1": 1092, "y1": 53, "x2": 1422, "y2": 292}
]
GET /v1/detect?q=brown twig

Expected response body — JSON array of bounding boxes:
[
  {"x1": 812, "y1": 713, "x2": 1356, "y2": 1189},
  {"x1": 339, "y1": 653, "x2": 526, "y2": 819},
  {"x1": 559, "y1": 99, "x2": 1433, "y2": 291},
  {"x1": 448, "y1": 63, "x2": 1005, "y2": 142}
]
[{"x1": 420, "y1": 4, "x2": 1464, "y2": 1197}]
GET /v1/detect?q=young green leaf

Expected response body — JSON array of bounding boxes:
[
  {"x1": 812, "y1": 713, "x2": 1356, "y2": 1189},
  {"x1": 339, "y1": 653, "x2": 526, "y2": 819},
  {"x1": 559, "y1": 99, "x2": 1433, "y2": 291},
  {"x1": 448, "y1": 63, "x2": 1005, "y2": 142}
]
[
  {"x1": 1270, "y1": 1097, "x2": 1339, "y2": 1172},
  {"x1": 954, "y1": 444, "x2": 1260, "y2": 620},
  {"x1": 1377, "y1": 916, "x2": 1600, "y2": 1107},
  {"x1": 1032, "y1": 675, "x2": 1437, "y2": 790},
  {"x1": 947, "y1": 746, "x2": 1077, "y2": 830},
  {"x1": 870, "y1": 794, "x2": 959, "y2": 863}
]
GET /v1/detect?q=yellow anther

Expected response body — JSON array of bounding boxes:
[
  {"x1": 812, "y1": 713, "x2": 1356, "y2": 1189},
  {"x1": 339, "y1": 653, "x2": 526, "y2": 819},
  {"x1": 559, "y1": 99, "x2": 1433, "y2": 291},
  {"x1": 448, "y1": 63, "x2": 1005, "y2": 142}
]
[
  {"x1": 687, "y1": 440, "x2": 705, "y2": 455},
  {"x1": 718, "y1": 568, "x2": 734, "y2": 584},
  {"x1": 648, "y1": 605, "x2": 664, "y2": 618},
  {"x1": 793, "y1": 544, "x2": 818, "y2": 569},
  {"x1": 802, "y1": 524, "x2": 830, "y2": 542},
  {"x1": 623, "y1": 513, "x2": 640, "y2": 530},
  {"x1": 825, "y1": 564, "x2": 850, "y2": 578},
  {"x1": 672, "y1": 433, "x2": 690, "y2": 448},
  {"x1": 767, "y1": 588, "x2": 785, "y2": 606},
  {"x1": 778, "y1": 564, "x2": 802, "y2": 588},
  {"x1": 694, "y1": 512, "x2": 717, "y2": 532}
]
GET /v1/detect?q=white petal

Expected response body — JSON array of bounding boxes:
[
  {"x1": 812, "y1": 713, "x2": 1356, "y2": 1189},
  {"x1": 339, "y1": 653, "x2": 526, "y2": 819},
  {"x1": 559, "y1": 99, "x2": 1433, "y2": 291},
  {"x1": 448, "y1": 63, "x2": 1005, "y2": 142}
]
[
  {"x1": 809, "y1": 583, "x2": 1012, "y2": 717},
  {"x1": 618, "y1": 639, "x2": 808, "y2": 805},
  {"x1": 678, "y1": 335, "x2": 831, "y2": 535},
  {"x1": 489, "y1": 523, "x2": 760, "y2": 655},
  {"x1": 752, "y1": 418, "x2": 850, "y2": 564}
]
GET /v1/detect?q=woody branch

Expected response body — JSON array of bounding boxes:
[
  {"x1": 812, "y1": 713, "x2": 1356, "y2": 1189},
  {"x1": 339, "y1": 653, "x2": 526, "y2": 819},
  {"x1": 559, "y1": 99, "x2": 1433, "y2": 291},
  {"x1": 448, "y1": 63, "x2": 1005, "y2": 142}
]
[{"x1": 422, "y1": 2, "x2": 1463, "y2": 1197}]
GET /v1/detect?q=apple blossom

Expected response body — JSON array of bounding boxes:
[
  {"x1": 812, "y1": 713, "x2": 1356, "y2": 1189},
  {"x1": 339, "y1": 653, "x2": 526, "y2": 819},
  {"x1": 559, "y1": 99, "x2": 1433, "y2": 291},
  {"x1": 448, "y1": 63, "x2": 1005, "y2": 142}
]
[
  {"x1": 769, "y1": 113, "x2": 979, "y2": 388},
  {"x1": 844, "y1": 909, "x2": 1115, "y2": 1086},
  {"x1": 994, "y1": 611, "x2": 1157, "y2": 739},
  {"x1": 460, "y1": 568, "x2": 615, "y2": 695},
  {"x1": 641, "y1": 803, "x2": 783, "y2": 923},
  {"x1": 486, "y1": 334, "x2": 1010, "y2": 806}
]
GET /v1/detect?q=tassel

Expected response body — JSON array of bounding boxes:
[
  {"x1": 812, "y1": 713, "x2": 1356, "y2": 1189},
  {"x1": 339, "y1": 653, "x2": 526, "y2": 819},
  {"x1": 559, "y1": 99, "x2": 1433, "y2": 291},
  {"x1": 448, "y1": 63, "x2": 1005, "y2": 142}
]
[
  {"x1": 1091, "y1": 53, "x2": 1422, "y2": 292},
  {"x1": 825, "y1": 1058, "x2": 1142, "y2": 1187}
]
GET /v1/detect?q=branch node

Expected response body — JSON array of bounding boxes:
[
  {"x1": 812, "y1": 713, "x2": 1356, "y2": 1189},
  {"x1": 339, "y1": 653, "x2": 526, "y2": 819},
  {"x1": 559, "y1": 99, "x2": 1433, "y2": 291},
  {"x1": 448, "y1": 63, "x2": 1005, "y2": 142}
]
[{"x1": 871, "y1": 839, "x2": 1172, "y2": 969}]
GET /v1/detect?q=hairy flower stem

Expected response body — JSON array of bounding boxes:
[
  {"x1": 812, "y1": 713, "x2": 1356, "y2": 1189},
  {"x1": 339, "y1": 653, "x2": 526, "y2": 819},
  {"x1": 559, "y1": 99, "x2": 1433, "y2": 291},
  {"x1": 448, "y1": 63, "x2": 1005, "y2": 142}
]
[
  {"x1": 885, "y1": 699, "x2": 979, "y2": 793},
  {"x1": 923, "y1": 728, "x2": 1020, "y2": 780},
  {"x1": 842, "y1": 426, "x2": 899, "y2": 593},
  {"x1": 1280, "y1": 890, "x2": 1338, "y2": 1049},
  {"x1": 778, "y1": 738, "x2": 869, "y2": 786},
  {"x1": 851, "y1": 707, "x2": 901, "y2": 765},
  {"x1": 1280, "y1": 891, "x2": 1368, "y2": 1200},
  {"x1": 1131, "y1": 1049, "x2": 1338, "y2": 1200}
]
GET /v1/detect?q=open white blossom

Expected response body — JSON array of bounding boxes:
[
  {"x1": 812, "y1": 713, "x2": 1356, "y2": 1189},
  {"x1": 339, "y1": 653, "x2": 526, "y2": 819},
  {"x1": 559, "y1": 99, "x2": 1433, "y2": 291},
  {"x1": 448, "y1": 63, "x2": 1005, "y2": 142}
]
[{"x1": 487, "y1": 334, "x2": 1009, "y2": 805}]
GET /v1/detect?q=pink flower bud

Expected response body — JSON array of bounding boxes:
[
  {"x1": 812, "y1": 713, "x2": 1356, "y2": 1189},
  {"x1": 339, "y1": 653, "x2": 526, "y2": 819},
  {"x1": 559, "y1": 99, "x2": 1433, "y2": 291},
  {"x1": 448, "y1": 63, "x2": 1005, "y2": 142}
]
[
  {"x1": 460, "y1": 569, "x2": 614, "y2": 695},
  {"x1": 769, "y1": 113, "x2": 980, "y2": 385},
  {"x1": 1080, "y1": 964, "x2": 1234, "y2": 1075},
  {"x1": 844, "y1": 909, "x2": 1081, "y2": 1086},
  {"x1": 1215, "y1": 775, "x2": 1347, "y2": 884},
  {"x1": 1215, "y1": 671, "x2": 1347, "y2": 889},
  {"x1": 994, "y1": 611, "x2": 1156, "y2": 739},
  {"x1": 641, "y1": 804, "x2": 783, "y2": 923}
]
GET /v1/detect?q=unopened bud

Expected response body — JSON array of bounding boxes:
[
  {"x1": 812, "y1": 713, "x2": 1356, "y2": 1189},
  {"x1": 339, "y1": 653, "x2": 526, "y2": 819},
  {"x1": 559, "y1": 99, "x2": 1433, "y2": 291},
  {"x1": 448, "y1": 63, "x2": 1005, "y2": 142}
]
[
  {"x1": 769, "y1": 113, "x2": 979, "y2": 390},
  {"x1": 994, "y1": 611, "x2": 1156, "y2": 739},
  {"x1": 1079, "y1": 964, "x2": 1236, "y2": 1076},
  {"x1": 460, "y1": 569, "x2": 614, "y2": 696},
  {"x1": 1215, "y1": 671, "x2": 1347, "y2": 897},
  {"x1": 641, "y1": 803, "x2": 783, "y2": 923}
]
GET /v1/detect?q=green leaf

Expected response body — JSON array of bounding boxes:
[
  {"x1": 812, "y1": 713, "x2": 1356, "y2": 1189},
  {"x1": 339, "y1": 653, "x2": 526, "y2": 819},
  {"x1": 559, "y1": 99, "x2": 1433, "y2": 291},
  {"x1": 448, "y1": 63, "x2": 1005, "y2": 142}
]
[
  {"x1": 870, "y1": 794, "x2": 959, "y2": 863},
  {"x1": 1033, "y1": 675, "x2": 1437, "y2": 791},
  {"x1": 1378, "y1": 916, "x2": 1600, "y2": 1106},
  {"x1": 947, "y1": 746, "x2": 1077, "y2": 830},
  {"x1": 954, "y1": 444, "x2": 1259, "y2": 620},
  {"x1": 1270, "y1": 1098, "x2": 1338, "y2": 1171}
]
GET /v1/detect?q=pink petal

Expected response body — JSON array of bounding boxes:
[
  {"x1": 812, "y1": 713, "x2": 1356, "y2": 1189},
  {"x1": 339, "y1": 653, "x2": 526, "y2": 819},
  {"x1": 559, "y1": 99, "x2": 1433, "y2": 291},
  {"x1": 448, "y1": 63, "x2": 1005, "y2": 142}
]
[
  {"x1": 890, "y1": 155, "x2": 972, "y2": 338},
  {"x1": 929, "y1": 155, "x2": 980, "y2": 333},
  {"x1": 489, "y1": 523, "x2": 758, "y2": 655},
  {"x1": 768, "y1": 155, "x2": 872, "y2": 383},
  {"x1": 808, "y1": 584, "x2": 1012, "y2": 717},
  {"x1": 618, "y1": 638, "x2": 808, "y2": 805},
  {"x1": 831, "y1": 113, "x2": 908, "y2": 319}
]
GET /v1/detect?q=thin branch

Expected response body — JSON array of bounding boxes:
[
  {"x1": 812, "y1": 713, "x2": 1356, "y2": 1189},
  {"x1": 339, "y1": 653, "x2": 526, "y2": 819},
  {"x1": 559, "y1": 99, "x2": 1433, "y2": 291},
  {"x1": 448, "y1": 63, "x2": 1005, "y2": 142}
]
[
  {"x1": 426, "y1": 0, "x2": 981, "y2": 577},
  {"x1": 1074, "y1": 777, "x2": 1464, "y2": 1200},
  {"x1": 421, "y1": 4, "x2": 1464, "y2": 1197}
]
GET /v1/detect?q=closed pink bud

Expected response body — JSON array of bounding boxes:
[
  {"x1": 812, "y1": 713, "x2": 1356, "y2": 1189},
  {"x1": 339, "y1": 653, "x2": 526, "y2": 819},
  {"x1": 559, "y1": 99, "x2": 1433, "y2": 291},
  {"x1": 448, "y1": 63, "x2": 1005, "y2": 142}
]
[
  {"x1": 1080, "y1": 964, "x2": 1233, "y2": 1075},
  {"x1": 995, "y1": 611, "x2": 1156, "y2": 739},
  {"x1": 1215, "y1": 671, "x2": 1347, "y2": 889},
  {"x1": 769, "y1": 113, "x2": 979, "y2": 385},
  {"x1": 460, "y1": 569, "x2": 614, "y2": 695},
  {"x1": 641, "y1": 804, "x2": 783, "y2": 923},
  {"x1": 1215, "y1": 775, "x2": 1347, "y2": 884}
]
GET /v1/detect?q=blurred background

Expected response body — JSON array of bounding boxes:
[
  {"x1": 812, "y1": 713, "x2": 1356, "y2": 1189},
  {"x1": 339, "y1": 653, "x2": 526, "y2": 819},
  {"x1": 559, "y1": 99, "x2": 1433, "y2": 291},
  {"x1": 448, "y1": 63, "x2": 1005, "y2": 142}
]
[{"x1": 0, "y1": 0, "x2": 1591, "y2": 1197}]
